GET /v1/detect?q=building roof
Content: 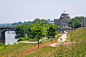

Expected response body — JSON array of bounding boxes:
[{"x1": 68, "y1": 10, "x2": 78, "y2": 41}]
[
  {"x1": 62, "y1": 11, "x2": 69, "y2": 14},
  {"x1": 54, "y1": 19, "x2": 59, "y2": 20}
]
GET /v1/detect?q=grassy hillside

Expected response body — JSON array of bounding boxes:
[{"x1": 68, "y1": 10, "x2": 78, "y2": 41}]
[
  {"x1": 26, "y1": 28, "x2": 86, "y2": 57},
  {"x1": 69, "y1": 28, "x2": 86, "y2": 42}
]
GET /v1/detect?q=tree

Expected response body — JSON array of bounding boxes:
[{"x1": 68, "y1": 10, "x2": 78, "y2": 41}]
[
  {"x1": 30, "y1": 23, "x2": 45, "y2": 49},
  {"x1": 27, "y1": 24, "x2": 35, "y2": 39},
  {"x1": 15, "y1": 25, "x2": 26, "y2": 39},
  {"x1": 67, "y1": 16, "x2": 85, "y2": 28},
  {"x1": 71, "y1": 20, "x2": 81, "y2": 28},
  {"x1": 47, "y1": 23, "x2": 57, "y2": 42},
  {"x1": 27, "y1": 20, "x2": 49, "y2": 38}
]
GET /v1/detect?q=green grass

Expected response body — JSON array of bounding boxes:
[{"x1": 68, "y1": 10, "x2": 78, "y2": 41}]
[
  {"x1": 28, "y1": 38, "x2": 37, "y2": 42},
  {"x1": 40, "y1": 35, "x2": 62, "y2": 44},
  {"x1": 0, "y1": 43, "x2": 37, "y2": 57},
  {"x1": 53, "y1": 35, "x2": 62, "y2": 41},
  {"x1": 66, "y1": 34, "x2": 70, "y2": 42},
  {"x1": 69, "y1": 28, "x2": 86, "y2": 42}
]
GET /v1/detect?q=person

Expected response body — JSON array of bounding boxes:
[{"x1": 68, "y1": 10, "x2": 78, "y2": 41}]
[{"x1": 60, "y1": 38, "x2": 62, "y2": 40}]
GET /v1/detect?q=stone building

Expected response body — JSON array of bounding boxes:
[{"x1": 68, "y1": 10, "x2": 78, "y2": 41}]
[
  {"x1": 54, "y1": 19, "x2": 60, "y2": 25},
  {"x1": 54, "y1": 11, "x2": 70, "y2": 28}
]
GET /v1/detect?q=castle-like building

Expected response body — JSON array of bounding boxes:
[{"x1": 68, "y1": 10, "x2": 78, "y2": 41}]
[{"x1": 54, "y1": 11, "x2": 70, "y2": 28}]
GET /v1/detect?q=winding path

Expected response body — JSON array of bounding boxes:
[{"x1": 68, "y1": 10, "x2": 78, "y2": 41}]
[
  {"x1": 50, "y1": 34, "x2": 67, "y2": 47},
  {"x1": 50, "y1": 31, "x2": 68, "y2": 47}
]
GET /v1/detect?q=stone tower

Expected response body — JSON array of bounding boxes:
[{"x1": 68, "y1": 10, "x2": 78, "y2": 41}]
[
  {"x1": 60, "y1": 11, "x2": 70, "y2": 28},
  {"x1": 60, "y1": 15, "x2": 63, "y2": 28}
]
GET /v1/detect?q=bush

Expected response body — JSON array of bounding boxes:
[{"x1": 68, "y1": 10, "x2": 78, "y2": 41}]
[
  {"x1": 29, "y1": 38, "x2": 37, "y2": 42},
  {"x1": 25, "y1": 37, "x2": 30, "y2": 40},
  {"x1": 0, "y1": 43, "x2": 5, "y2": 46},
  {"x1": 18, "y1": 38, "x2": 24, "y2": 42}
]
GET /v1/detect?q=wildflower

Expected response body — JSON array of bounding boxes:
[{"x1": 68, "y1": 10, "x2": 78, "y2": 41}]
[
  {"x1": 81, "y1": 40, "x2": 83, "y2": 42},
  {"x1": 65, "y1": 54, "x2": 66, "y2": 55},
  {"x1": 79, "y1": 54, "x2": 81, "y2": 57},
  {"x1": 67, "y1": 46, "x2": 69, "y2": 48}
]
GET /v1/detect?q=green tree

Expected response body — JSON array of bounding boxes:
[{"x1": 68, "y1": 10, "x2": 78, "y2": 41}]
[
  {"x1": 27, "y1": 24, "x2": 35, "y2": 39},
  {"x1": 27, "y1": 20, "x2": 49, "y2": 38},
  {"x1": 71, "y1": 20, "x2": 81, "y2": 28},
  {"x1": 31, "y1": 18, "x2": 49, "y2": 25},
  {"x1": 67, "y1": 16, "x2": 85, "y2": 28},
  {"x1": 15, "y1": 25, "x2": 26, "y2": 39},
  {"x1": 30, "y1": 23, "x2": 45, "y2": 49},
  {"x1": 47, "y1": 23, "x2": 57, "y2": 42}
]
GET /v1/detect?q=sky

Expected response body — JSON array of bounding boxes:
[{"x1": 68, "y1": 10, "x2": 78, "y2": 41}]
[{"x1": 0, "y1": 0, "x2": 86, "y2": 23}]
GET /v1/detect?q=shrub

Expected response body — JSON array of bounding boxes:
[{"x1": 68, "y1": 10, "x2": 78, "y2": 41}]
[
  {"x1": 25, "y1": 37, "x2": 30, "y2": 40},
  {"x1": 18, "y1": 38, "x2": 24, "y2": 42},
  {"x1": 0, "y1": 43, "x2": 5, "y2": 46}
]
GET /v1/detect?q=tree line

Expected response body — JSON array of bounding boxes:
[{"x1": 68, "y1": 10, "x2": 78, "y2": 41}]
[{"x1": 67, "y1": 16, "x2": 86, "y2": 28}]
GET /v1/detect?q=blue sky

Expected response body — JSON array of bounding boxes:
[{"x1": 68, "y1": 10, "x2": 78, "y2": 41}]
[{"x1": 0, "y1": 0, "x2": 86, "y2": 23}]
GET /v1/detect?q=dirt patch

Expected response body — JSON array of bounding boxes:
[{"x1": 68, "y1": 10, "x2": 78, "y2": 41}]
[
  {"x1": 55, "y1": 42, "x2": 75, "y2": 46},
  {"x1": 13, "y1": 41, "x2": 58, "y2": 57},
  {"x1": 63, "y1": 42, "x2": 75, "y2": 45}
]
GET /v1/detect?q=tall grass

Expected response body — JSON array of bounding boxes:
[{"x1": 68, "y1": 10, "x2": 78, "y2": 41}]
[{"x1": 34, "y1": 41, "x2": 86, "y2": 57}]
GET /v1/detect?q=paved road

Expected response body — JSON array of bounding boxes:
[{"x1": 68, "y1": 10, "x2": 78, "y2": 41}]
[
  {"x1": 58, "y1": 34, "x2": 67, "y2": 42},
  {"x1": 50, "y1": 31, "x2": 68, "y2": 47},
  {"x1": 16, "y1": 41, "x2": 38, "y2": 44}
]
